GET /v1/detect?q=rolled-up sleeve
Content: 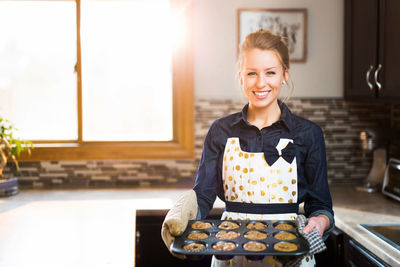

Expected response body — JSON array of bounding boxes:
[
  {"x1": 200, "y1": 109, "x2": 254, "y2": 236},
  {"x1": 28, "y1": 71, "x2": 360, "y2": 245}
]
[
  {"x1": 303, "y1": 124, "x2": 335, "y2": 239},
  {"x1": 193, "y1": 121, "x2": 221, "y2": 219}
]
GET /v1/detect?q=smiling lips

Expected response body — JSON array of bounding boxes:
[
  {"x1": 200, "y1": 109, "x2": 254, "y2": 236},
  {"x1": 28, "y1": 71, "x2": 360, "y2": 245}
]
[{"x1": 253, "y1": 90, "x2": 271, "y2": 99}]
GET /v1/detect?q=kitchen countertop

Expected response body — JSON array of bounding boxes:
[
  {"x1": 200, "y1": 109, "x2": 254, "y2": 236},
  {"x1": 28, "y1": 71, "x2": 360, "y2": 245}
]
[
  {"x1": 0, "y1": 188, "x2": 224, "y2": 267},
  {"x1": 0, "y1": 185, "x2": 399, "y2": 267}
]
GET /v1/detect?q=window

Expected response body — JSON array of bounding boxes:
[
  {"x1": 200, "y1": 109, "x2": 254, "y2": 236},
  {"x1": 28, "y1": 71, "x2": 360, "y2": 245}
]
[
  {"x1": 0, "y1": 0, "x2": 194, "y2": 160},
  {"x1": 0, "y1": 1, "x2": 77, "y2": 140}
]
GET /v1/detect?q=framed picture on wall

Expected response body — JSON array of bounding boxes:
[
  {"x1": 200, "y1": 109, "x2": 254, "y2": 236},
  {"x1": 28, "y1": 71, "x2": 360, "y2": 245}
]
[{"x1": 237, "y1": 8, "x2": 307, "y2": 62}]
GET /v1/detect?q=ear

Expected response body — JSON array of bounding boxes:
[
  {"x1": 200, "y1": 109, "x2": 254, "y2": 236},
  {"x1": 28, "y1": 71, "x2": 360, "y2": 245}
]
[
  {"x1": 284, "y1": 69, "x2": 289, "y2": 83},
  {"x1": 238, "y1": 71, "x2": 244, "y2": 86}
]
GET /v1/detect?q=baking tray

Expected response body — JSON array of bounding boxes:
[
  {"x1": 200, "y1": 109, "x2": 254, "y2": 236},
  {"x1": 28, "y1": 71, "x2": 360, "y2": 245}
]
[{"x1": 172, "y1": 220, "x2": 309, "y2": 260}]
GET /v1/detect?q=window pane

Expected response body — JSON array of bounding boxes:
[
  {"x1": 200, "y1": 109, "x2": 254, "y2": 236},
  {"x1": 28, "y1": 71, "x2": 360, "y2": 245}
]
[
  {"x1": 0, "y1": 1, "x2": 77, "y2": 140},
  {"x1": 81, "y1": 0, "x2": 173, "y2": 141}
]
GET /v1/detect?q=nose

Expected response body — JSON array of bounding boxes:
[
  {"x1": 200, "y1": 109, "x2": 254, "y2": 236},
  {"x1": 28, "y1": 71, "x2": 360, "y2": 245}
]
[{"x1": 256, "y1": 74, "x2": 266, "y2": 89}]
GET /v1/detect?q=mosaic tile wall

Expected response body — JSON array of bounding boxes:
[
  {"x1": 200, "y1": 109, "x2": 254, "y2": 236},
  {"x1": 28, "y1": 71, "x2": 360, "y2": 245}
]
[{"x1": 3, "y1": 98, "x2": 398, "y2": 188}]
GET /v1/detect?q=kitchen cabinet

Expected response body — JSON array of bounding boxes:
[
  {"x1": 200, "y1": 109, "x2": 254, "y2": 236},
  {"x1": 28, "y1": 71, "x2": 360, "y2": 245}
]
[
  {"x1": 135, "y1": 209, "x2": 192, "y2": 267},
  {"x1": 134, "y1": 208, "x2": 394, "y2": 267},
  {"x1": 315, "y1": 228, "x2": 344, "y2": 267},
  {"x1": 343, "y1": 233, "x2": 391, "y2": 267},
  {"x1": 315, "y1": 227, "x2": 392, "y2": 267},
  {"x1": 344, "y1": 0, "x2": 400, "y2": 102},
  {"x1": 135, "y1": 209, "x2": 222, "y2": 267}
]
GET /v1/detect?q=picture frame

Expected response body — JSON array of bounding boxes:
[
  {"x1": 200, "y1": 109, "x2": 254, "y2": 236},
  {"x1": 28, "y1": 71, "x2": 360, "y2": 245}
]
[{"x1": 237, "y1": 8, "x2": 308, "y2": 63}]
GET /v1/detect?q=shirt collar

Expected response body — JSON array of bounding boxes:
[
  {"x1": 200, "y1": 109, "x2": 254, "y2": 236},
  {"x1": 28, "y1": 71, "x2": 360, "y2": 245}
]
[
  {"x1": 230, "y1": 100, "x2": 294, "y2": 132},
  {"x1": 230, "y1": 103, "x2": 249, "y2": 127}
]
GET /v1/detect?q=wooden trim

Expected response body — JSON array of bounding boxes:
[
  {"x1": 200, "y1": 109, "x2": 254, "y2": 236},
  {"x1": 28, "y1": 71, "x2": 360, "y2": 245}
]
[
  {"x1": 19, "y1": 141, "x2": 192, "y2": 161},
  {"x1": 172, "y1": 0, "x2": 194, "y2": 152},
  {"x1": 19, "y1": 0, "x2": 194, "y2": 161},
  {"x1": 76, "y1": 0, "x2": 83, "y2": 142},
  {"x1": 236, "y1": 8, "x2": 241, "y2": 58}
]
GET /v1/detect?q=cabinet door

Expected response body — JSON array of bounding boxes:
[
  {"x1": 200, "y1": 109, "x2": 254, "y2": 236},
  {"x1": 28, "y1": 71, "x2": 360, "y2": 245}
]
[
  {"x1": 135, "y1": 209, "x2": 222, "y2": 267},
  {"x1": 135, "y1": 210, "x2": 191, "y2": 267},
  {"x1": 315, "y1": 228, "x2": 344, "y2": 267},
  {"x1": 345, "y1": 0, "x2": 379, "y2": 100},
  {"x1": 343, "y1": 234, "x2": 390, "y2": 267},
  {"x1": 377, "y1": 0, "x2": 400, "y2": 101}
]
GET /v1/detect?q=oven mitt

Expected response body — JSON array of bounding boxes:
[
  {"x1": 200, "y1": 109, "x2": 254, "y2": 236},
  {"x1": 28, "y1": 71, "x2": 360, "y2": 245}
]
[
  {"x1": 278, "y1": 214, "x2": 327, "y2": 267},
  {"x1": 161, "y1": 189, "x2": 198, "y2": 259}
]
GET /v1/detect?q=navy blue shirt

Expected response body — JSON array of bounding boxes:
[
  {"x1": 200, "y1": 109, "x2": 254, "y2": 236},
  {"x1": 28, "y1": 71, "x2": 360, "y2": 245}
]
[{"x1": 193, "y1": 100, "x2": 334, "y2": 237}]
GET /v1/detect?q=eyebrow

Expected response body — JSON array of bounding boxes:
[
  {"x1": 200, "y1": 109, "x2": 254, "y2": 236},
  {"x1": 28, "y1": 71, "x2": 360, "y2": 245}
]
[{"x1": 245, "y1": 67, "x2": 278, "y2": 71}]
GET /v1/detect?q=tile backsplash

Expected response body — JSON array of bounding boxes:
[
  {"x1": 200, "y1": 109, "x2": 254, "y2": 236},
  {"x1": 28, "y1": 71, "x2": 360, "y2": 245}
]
[{"x1": 4, "y1": 98, "x2": 399, "y2": 188}]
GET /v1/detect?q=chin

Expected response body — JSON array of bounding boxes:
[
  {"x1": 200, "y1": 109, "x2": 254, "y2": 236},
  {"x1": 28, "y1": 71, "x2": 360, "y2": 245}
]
[{"x1": 251, "y1": 98, "x2": 278, "y2": 109}]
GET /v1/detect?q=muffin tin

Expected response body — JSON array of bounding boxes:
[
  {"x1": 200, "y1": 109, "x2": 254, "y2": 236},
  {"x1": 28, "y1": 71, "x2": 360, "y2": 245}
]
[{"x1": 172, "y1": 220, "x2": 309, "y2": 260}]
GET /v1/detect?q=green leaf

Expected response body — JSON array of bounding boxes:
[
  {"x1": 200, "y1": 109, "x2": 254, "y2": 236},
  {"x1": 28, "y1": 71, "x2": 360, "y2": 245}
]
[{"x1": 0, "y1": 118, "x2": 34, "y2": 176}]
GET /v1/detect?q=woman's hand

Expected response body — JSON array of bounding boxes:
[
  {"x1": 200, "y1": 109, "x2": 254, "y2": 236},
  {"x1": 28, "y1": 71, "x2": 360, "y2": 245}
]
[{"x1": 302, "y1": 214, "x2": 330, "y2": 237}]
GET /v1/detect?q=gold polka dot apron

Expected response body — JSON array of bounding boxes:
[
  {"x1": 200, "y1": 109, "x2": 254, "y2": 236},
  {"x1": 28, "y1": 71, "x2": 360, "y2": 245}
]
[{"x1": 211, "y1": 137, "x2": 315, "y2": 267}]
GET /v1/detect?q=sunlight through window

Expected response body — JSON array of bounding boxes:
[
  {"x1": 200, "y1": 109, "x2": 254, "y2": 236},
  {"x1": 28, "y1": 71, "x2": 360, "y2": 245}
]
[
  {"x1": 0, "y1": 1, "x2": 77, "y2": 140},
  {"x1": 0, "y1": 0, "x2": 193, "y2": 160},
  {"x1": 81, "y1": 0, "x2": 176, "y2": 141}
]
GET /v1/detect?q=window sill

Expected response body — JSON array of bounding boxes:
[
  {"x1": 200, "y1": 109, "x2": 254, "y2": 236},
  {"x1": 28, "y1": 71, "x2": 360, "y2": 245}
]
[{"x1": 19, "y1": 140, "x2": 194, "y2": 161}]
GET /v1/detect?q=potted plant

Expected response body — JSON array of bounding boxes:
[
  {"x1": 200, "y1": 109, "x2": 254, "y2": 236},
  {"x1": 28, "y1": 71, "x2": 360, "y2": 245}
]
[{"x1": 0, "y1": 118, "x2": 33, "y2": 197}]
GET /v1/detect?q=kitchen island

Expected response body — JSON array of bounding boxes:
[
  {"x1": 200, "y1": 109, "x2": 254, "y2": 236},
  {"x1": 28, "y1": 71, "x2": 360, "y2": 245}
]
[{"x1": 0, "y1": 185, "x2": 399, "y2": 267}]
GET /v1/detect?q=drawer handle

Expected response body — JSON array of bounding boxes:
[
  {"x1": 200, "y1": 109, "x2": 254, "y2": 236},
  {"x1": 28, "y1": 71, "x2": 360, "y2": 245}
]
[
  {"x1": 374, "y1": 64, "x2": 382, "y2": 90},
  {"x1": 366, "y1": 65, "x2": 374, "y2": 91}
]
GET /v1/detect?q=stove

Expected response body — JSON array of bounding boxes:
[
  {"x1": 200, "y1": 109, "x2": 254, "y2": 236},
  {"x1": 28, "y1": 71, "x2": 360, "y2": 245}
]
[{"x1": 361, "y1": 224, "x2": 400, "y2": 251}]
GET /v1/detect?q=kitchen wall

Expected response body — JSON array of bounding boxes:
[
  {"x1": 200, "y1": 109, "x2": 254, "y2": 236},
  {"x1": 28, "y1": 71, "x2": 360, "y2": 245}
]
[
  {"x1": 5, "y1": 99, "x2": 398, "y2": 188},
  {"x1": 4, "y1": 0, "x2": 399, "y2": 189}
]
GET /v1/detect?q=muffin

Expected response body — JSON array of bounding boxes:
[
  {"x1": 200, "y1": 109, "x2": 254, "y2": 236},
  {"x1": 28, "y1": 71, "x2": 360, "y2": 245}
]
[
  {"x1": 212, "y1": 241, "x2": 236, "y2": 251},
  {"x1": 218, "y1": 221, "x2": 240, "y2": 230},
  {"x1": 243, "y1": 241, "x2": 267, "y2": 252},
  {"x1": 244, "y1": 230, "x2": 267, "y2": 240},
  {"x1": 215, "y1": 230, "x2": 239, "y2": 240},
  {"x1": 187, "y1": 232, "x2": 209, "y2": 240},
  {"x1": 191, "y1": 221, "x2": 212, "y2": 230},
  {"x1": 274, "y1": 223, "x2": 294, "y2": 230},
  {"x1": 183, "y1": 242, "x2": 206, "y2": 251},
  {"x1": 273, "y1": 242, "x2": 298, "y2": 252},
  {"x1": 246, "y1": 222, "x2": 267, "y2": 230},
  {"x1": 274, "y1": 232, "x2": 296, "y2": 241}
]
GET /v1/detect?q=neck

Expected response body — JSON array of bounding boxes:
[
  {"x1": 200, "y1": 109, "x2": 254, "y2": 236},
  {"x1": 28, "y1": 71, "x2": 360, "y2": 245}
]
[{"x1": 247, "y1": 101, "x2": 281, "y2": 130}]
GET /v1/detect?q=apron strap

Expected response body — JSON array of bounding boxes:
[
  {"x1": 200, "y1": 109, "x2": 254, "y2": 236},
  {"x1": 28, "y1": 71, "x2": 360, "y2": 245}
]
[{"x1": 225, "y1": 201, "x2": 299, "y2": 214}]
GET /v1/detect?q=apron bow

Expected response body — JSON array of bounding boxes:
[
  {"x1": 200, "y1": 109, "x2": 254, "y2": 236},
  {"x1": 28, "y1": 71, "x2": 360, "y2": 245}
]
[{"x1": 264, "y1": 141, "x2": 296, "y2": 165}]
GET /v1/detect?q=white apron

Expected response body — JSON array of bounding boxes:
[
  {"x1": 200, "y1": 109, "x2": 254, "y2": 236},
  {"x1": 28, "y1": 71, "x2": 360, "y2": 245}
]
[{"x1": 211, "y1": 137, "x2": 315, "y2": 267}]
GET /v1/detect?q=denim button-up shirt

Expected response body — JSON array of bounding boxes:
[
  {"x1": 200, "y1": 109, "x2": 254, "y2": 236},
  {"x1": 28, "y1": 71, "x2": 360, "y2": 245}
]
[{"x1": 193, "y1": 100, "x2": 334, "y2": 238}]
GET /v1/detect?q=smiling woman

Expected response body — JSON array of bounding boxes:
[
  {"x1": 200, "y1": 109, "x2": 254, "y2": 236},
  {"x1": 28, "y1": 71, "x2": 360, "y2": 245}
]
[{"x1": 0, "y1": 0, "x2": 194, "y2": 161}]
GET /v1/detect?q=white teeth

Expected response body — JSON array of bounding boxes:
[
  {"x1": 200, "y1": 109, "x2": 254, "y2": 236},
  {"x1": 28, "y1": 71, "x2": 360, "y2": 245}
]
[{"x1": 254, "y1": 91, "x2": 269, "y2": 96}]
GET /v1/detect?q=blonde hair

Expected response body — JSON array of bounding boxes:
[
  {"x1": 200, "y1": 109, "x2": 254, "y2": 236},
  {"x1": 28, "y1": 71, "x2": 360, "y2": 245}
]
[{"x1": 237, "y1": 29, "x2": 294, "y2": 101}]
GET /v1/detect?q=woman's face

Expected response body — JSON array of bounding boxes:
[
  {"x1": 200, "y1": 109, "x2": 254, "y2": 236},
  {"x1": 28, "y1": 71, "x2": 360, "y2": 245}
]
[{"x1": 239, "y1": 48, "x2": 288, "y2": 110}]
